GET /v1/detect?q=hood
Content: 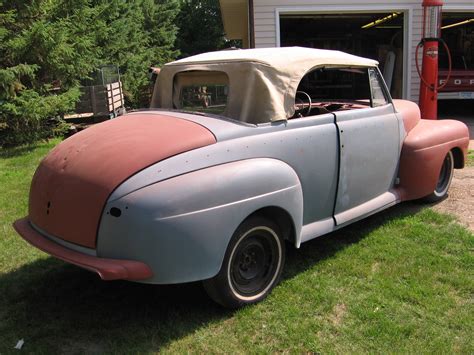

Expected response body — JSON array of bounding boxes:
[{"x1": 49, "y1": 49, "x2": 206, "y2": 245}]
[{"x1": 29, "y1": 113, "x2": 216, "y2": 248}]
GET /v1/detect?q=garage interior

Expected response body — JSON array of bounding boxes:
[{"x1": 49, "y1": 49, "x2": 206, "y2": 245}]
[
  {"x1": 440, "y1": 12, "x2": 473, "y2": 70},
  {"x1": 439, "y1": 12, "x2": 473, "y2": 113},
  {"x1": 279, "y1": 12, "x2": 405, "y2": 98}
]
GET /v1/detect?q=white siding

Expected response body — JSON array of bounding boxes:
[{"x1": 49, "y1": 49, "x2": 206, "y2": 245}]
[
  {"x1": 253, "y1": 0, "x2": 474, "y2": 101},
  {"x1": 411, "y1": 6, "x2": 422, "y2": 101}
]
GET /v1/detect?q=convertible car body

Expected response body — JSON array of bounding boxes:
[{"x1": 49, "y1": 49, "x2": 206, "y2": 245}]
[{"x1": 14, "y1": 47, "x2": 470, "y2": 307}]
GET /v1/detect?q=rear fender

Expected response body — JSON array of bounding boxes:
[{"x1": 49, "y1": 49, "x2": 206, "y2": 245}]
[{"x1": 97, "y1": 158, "x2": 303, "y2": 284}]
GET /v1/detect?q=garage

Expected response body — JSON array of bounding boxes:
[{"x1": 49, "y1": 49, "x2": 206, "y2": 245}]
[
  {"x1": 279, "y1": 12, "x2": 405, "y2": 98},
  {"x1": 219, "y1": 0, "x2": 474, "y2": 103}
]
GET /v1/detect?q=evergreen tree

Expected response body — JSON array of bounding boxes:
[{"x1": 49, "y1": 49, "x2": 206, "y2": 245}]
[
  {"x1": 0, "y1": 0, "x2": 180, "y2": 147},
  {"x1": 98, "y1": 0, "x2": 179, "y2": 106}
]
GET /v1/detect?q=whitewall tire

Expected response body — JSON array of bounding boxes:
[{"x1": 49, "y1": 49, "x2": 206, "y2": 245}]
[
  {"x1": 203, "y1": 216, "x2": 285, "y2": 308},
  {"x1": 423, "y1": 150, "x2": 454, "y2": 203}
]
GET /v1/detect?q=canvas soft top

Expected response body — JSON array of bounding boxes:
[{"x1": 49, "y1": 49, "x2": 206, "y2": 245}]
[{"x1": 151, "y1": 47, "x2": 379, "y2": 123}]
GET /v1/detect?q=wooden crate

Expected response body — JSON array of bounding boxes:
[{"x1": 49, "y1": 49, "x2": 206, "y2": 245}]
[{"x1": 76, "y1": 81, "x2": 124, "y2": 118}]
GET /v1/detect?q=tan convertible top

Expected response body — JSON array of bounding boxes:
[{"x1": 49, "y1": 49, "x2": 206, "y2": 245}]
[{"x1": 151, "y1": 47, "x2": 378, "y2": 123}]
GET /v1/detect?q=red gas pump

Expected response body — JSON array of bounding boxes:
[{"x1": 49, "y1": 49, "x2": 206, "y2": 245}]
[{"x1": 416, "y1": 0, "x2": 451, "y2": 120}]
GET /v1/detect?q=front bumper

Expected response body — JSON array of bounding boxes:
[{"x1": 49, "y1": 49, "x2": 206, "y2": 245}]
[{"x1": 13, "y1": 217, "x2": 153, "y2": 281}]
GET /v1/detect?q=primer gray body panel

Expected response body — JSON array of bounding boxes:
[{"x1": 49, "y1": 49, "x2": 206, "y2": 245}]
[
  {"x1": 110, "y1": 111, "x2": 339, "y2": 225},
  {"x1": 334, "y1": 104, "x2": 401, "y2": 221},
  {"x1": 97, "y1": 159, "x2": 303, "y2": 284}
]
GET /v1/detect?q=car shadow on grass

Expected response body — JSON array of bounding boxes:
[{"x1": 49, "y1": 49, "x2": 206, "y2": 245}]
[
  {"x1": 0, "y1": 257, "x2": 231, "y2": 352},
  {"x1": 0, "y1": 202, "x2": 425, "y2": 353}
]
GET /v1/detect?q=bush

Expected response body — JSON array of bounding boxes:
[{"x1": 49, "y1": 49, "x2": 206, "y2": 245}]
[
  {"x1": 0, "y1": 88, "x2": 79, "y2": 147},
  {"x1": 0, "y1": 0, "x2": 180, "y2": 147}
]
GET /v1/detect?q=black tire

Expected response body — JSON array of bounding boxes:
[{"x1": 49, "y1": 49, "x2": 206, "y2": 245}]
[
  {"x1": 203, "y1": 216, "x2": 285, "y2": 308},
  {"x1": 423, "y1": 150, "x2": 454, "y2": 203}
]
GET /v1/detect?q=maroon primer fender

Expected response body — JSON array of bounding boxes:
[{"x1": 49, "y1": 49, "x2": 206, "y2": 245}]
[
  {"x1": 396, "y1": 117, "x2": 469, "y2": 201},
  {"x1": 28, "y1": 113, "x2": 216, "y2": 248},
  {"x1": 392, "y1": 99, "x2": 420, "y2": 134}
]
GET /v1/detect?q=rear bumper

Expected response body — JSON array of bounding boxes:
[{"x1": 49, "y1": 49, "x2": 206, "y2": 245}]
[{"x1": 13, "y1": 217, "x2": 153, "y2": 281}]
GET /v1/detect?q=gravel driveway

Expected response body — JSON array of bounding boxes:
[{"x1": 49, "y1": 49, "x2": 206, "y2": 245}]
[
  {"x1": 436, "y1": 107, "x2": 473, "y2": 231},
  {"x1": 432, "y1": 166, "x2": 474, "y2": 231}
]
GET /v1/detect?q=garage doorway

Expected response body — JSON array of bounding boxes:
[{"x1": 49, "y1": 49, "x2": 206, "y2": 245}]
[
  {"x1": 438, "y1": 11, "x2": 474, "y2": 116},
  {"x1": 279, "y1": 12, "x2": 405, "y2": 99},
  {"x1": 438, "y1": 12, "x2": 474, "y2": 100}
]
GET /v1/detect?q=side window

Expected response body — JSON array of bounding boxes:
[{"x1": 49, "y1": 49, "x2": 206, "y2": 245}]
[
  {"x1": 297, "y1": 67, "x2": 371, "y2": 102},
  {"x1": 293, "y1": 67, "x2": 374, "y2": 118},
  {"x1": 368, "y1": 68, "x2": 390, "y2": 107}
]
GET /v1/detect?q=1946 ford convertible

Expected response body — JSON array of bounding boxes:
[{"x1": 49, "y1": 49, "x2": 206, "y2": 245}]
[{"x1": 14, "y1": 47, "x2": 470, "y2": 308}]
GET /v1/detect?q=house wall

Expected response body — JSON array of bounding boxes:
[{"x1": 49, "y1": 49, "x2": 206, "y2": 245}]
[
  {"x1": 219, "y1": 0, "x2": 250, "y2": 48},
  {"x1": 252, "y1": 0, "x2": 474, "y2": 101}
]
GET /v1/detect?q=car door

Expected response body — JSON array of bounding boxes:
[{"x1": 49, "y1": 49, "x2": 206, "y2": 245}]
[{"x1": 334, "y1": 68, "x2": 402, "y2": 225}]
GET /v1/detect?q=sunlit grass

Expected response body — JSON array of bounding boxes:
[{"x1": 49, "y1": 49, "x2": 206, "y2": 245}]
[
  {"x1": 0, "y1": 140, "x2": 472, "y2": 353},
  {"x1": 467, "y1": 149, "x2": 473, "y2": 167}
]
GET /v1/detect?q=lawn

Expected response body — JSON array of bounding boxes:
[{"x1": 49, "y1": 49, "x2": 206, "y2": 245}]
[{"x1": 0, "y1": 141, "x2": 473, "y2": 353}]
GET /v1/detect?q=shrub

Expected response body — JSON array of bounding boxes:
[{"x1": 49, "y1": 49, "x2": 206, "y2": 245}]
[
  {"x1": 0, "y1": 88, "x2": 79, "y2": 147},
  {"x1": 0, "y1": 0, "x2": 180, "y2": 147}
]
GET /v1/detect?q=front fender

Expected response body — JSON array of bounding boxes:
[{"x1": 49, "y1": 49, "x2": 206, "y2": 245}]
[
  {"x1": 397, "y1": 119, "x2": 469, "y2": 201},
  {"x1": 97, "y1": 158, "x2": 303, "y2": 284}
]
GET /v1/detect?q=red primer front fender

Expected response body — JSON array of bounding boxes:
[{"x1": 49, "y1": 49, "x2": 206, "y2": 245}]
[{"x1": 397, "y1": 119, "x2": 469, "y2": 201}]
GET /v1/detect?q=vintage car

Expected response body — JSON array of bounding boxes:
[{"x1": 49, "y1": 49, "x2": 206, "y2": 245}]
[{"x1": 14, "y1": 47, "x2": 470, "y2": 308}]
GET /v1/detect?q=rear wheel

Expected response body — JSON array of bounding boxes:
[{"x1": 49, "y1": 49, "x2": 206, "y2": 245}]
[
  {"x1": 203, "y1": 216, "x2": 285, "y2": 308},
  {"x1": 423, "y1": 150, "x2": 454, "y2": 203}
]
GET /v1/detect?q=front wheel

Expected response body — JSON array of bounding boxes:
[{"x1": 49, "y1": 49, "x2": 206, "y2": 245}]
[
  {"x1": 423, "y1": 150, "x2": 454, "y2": 203},
  {"x1": 203, "y1": 216, "x2": 285, "y2": 308}
]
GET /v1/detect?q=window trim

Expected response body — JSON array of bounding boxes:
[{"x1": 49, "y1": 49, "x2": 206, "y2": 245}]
[{"x1": 368, "y1": 67, "x2": 393, "y2": 108}]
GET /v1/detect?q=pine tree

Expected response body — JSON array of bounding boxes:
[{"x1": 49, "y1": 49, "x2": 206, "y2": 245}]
[{"x1": 0, "y1": 0, "x2": 180, "y2": 147}]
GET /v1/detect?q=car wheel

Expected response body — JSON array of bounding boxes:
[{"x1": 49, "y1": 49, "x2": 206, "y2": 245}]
[
  {"x1": 203, "y1": 216, "x2": 285, "y2": 308},
  {"x1": 423, "y1": 150, "x2": 454, "y2": 203}
]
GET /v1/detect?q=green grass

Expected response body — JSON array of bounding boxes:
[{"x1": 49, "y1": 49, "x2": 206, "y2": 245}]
[
  {"x1": 0, "y1": 140, "x2": 473, "y2": 353},
  {"x1": 467, "y1": 149, "x2": 474, "y2": 167}
]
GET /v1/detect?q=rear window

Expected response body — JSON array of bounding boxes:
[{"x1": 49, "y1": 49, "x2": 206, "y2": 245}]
[{"x1": 173, "y1": 71, "x2": 229, "y2": 115}]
